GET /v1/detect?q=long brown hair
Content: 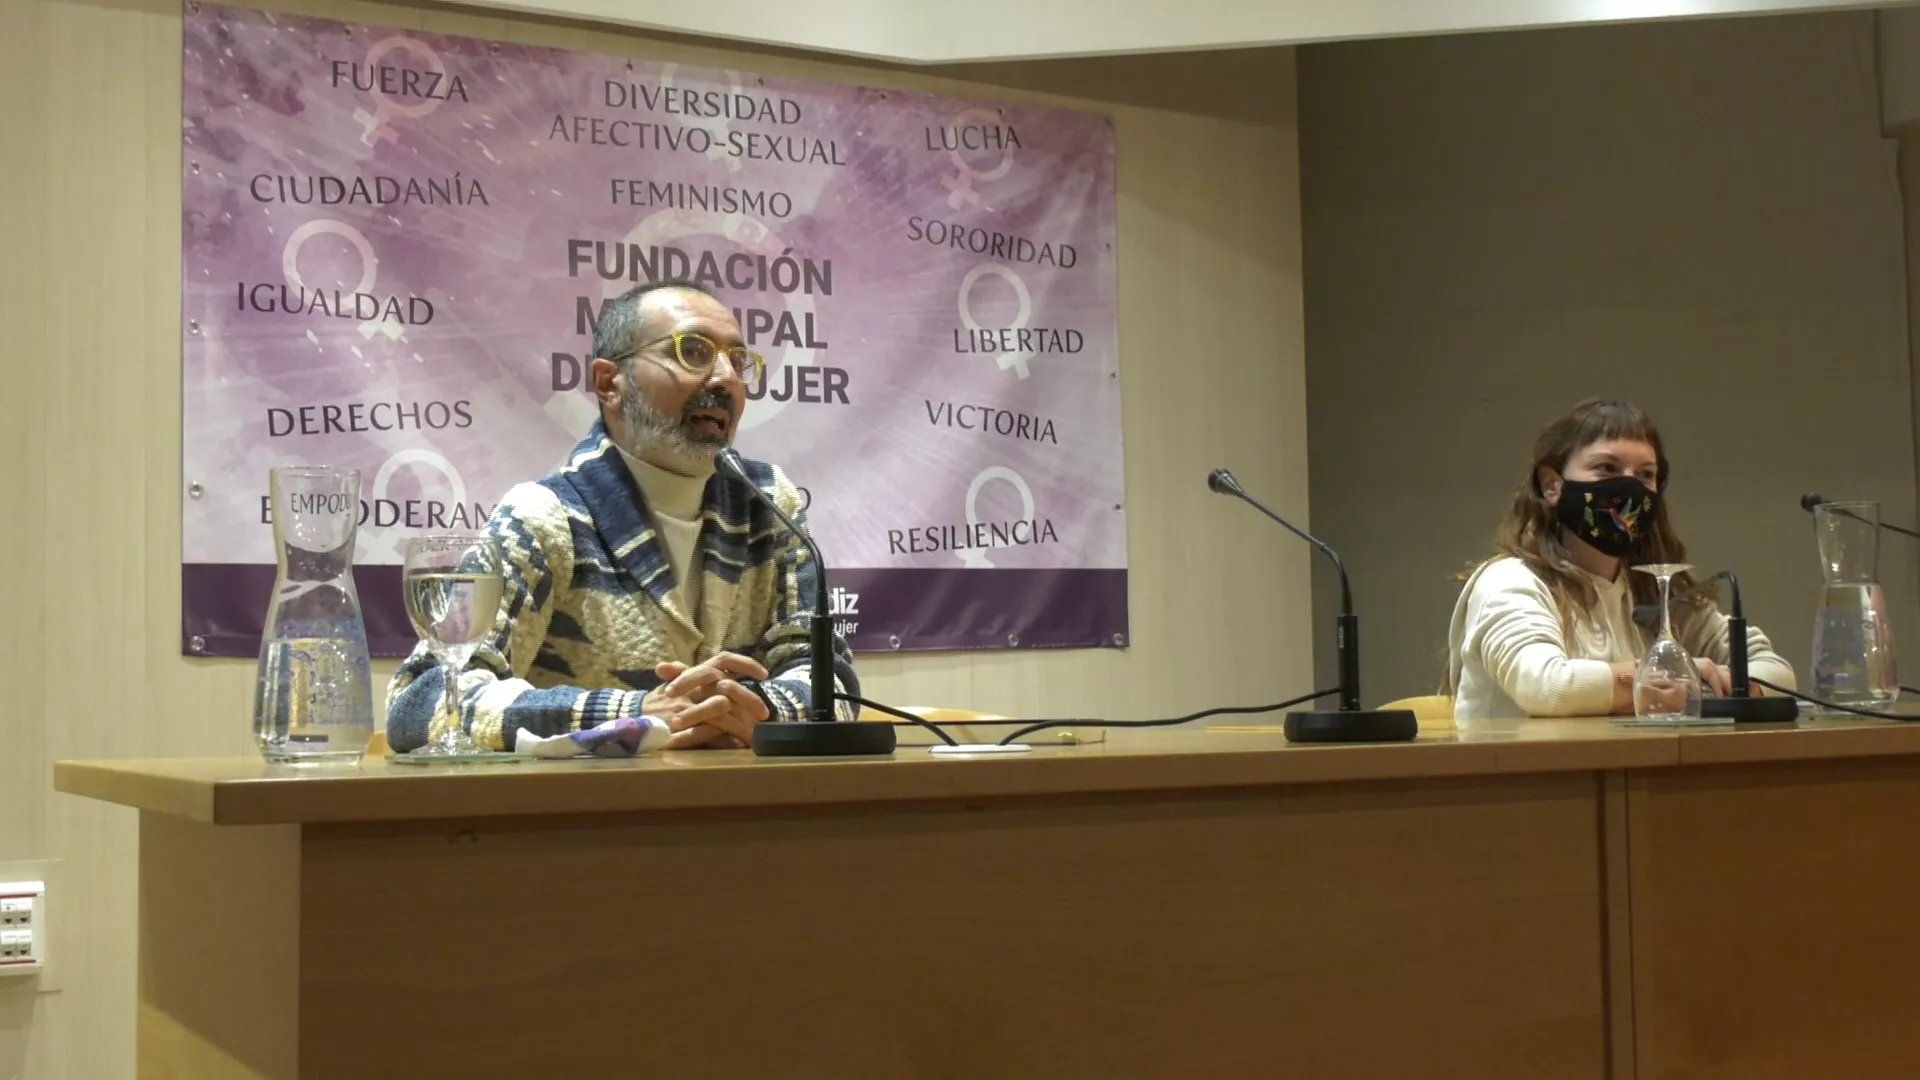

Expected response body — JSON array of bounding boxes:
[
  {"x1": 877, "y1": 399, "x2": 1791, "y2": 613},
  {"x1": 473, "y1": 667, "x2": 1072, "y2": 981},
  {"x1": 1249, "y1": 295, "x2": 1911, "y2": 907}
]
[{"x1": 1483, "y1": 398, "x2": 1709, "y2": 642}]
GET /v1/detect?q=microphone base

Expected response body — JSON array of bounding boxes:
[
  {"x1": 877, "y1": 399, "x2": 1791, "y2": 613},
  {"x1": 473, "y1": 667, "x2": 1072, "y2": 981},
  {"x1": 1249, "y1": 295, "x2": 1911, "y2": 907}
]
[
  {"x1": 1701, "y1": 695, "x2": 1799, "y2": 723},
  {"x1": 1284, "y1": 709, "x2": 1419, "y2": 744},
  {"x1": 752, "y1": 721, "x2": 898, "y2": 757}
]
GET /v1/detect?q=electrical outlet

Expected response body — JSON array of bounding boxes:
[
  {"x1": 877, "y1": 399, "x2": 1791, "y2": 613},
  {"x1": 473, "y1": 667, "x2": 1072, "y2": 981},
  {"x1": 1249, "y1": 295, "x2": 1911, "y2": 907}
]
[
  {"x1": 0, "y1": 882, "x2": 44, "y2": 977},
  {"x1": 0, "y1": 898, "x2": 30, "y2": 928}
]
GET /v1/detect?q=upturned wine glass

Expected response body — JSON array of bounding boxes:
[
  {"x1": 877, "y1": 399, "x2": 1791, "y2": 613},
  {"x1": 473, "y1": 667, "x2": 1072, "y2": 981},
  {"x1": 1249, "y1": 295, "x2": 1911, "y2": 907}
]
[
  {"x1": 1631, "y1": 563, "x2": 1704, "y2": 723},
  {"x1": 401, "y1": 536, "x2": 505, "y2": 757}
]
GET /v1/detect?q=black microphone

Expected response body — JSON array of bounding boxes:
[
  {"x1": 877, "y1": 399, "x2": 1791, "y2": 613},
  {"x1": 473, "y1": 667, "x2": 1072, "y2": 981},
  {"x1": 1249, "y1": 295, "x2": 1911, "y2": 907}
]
[
  {"x1": 714, "y1": 449, "x2": 896, "y2": 757},
  {"x1": 1800, "y1": 492, "x2": 1920, "y2": 540},
  {"x1": 1207, "y1": 469, "x2": 1416, "y2": 744},
  {"x1": 1695, "y1": 571, "x2": 1798, "y2": 723},
  {"x1": 1631, "y1": 571, "x2": 1795, "y2": 722}
]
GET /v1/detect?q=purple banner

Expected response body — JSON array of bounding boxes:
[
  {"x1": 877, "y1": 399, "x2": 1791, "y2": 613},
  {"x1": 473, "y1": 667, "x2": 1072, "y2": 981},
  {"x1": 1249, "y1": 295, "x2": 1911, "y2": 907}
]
[
  {"x1": 181, "y1": 565, "x2": 1128, "y2": 657},
  {"x1": 180, "y1": 5, "x2": 1124, "y2": 657}
]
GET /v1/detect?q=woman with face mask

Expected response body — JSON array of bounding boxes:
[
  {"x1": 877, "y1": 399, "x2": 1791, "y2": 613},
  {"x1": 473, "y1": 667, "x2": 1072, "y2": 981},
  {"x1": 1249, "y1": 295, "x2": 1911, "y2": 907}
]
[{"x1": 1444, "y1": 398, "x2": 1795, "y2": 722}]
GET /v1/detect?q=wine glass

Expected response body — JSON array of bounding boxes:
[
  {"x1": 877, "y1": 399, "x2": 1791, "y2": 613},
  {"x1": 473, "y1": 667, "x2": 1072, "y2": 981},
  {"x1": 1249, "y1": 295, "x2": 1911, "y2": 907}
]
[
  {"x1": 402, "y1": 535, "x2": 506, "y2": 757},
  {"x1": 1630, "y1": 563, "x2": 1704, "y2": 724}
]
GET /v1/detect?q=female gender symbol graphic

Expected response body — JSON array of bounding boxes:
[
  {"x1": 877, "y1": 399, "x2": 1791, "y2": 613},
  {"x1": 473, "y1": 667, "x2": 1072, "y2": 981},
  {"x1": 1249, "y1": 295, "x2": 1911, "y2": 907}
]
[
  {"x1": 942, "y1": 106, "x2": 1017, "y2": 210},
  {"x1": 957, "y1": 263, "x2": 1034, "y2": 379},
  {"x1": 353, "y1": 35, "x2": 451, "y2": 146},
  {"x1": 657, "y1": 62, "x2": 748, "y2": 173},
  {"x1": 364, "y1": 449, "x2": 469, "y2": 562},
  {"x1": 281, "y1": 218, "x2": 404, "y2": 342},
  {"x1": 957, "y1": 465, "x2": 1036, "y2": 569}
]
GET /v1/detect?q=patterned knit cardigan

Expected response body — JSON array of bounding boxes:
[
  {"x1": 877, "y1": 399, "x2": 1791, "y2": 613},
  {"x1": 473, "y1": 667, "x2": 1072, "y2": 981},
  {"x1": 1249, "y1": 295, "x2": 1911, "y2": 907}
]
[{"x1": 385, "y1": 421, "x2": 859, "y2": 752}]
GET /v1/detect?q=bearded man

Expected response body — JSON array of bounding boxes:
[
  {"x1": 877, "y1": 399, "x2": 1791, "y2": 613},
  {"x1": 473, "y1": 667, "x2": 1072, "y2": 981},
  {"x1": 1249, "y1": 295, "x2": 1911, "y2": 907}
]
[{"x1": 385, "y1": 279, "x2": 857, "y2": 753}]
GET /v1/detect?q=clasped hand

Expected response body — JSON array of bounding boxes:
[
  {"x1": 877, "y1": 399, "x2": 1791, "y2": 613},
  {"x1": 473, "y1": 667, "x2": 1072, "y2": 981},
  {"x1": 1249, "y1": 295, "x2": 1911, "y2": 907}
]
[
  {"x1": 641, "y1": 652, "x2": 771, "y2": 749},
  {"x1": 1623, "y1": 658, "x2": 1733, "y2": 714},
  {"x1": 1612, "y1": 658, "x2": 1733, "y2": 714}
]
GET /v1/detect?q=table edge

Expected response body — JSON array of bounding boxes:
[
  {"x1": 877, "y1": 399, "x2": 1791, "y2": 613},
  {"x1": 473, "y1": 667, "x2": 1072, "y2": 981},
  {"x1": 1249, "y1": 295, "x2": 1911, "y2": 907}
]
[
  {"x1": 57, "y1": 721, "x2": 1920, "y2": 826},
  {"x1": 53, "y1": 734, "x2": 1682, "y2": 825}
]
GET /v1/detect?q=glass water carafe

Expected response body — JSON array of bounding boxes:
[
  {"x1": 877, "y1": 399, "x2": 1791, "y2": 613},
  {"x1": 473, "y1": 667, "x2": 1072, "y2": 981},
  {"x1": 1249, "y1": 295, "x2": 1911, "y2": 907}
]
[
  {"x1": 1809, "y1": 500, "x2": 1898, "y2": 714},
  {"x1": 253, "y1": 466, "x2": 375, "y2": 763}
]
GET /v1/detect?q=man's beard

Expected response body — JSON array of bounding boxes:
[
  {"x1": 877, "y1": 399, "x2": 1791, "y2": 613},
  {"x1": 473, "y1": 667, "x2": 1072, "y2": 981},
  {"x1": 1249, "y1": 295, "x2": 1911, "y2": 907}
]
[{"x1": 616, "y1": 381, "x2": 734, "y2": 464}]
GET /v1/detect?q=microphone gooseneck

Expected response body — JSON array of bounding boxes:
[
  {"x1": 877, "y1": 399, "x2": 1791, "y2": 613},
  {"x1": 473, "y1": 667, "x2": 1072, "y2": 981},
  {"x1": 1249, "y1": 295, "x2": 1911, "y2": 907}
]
[
  {"x1": 713, "y1": 449, "x2": 899, "y2": 756},
  {"x1": 716, "y1": 449, "x2": 834, "y2": 725},
  {"x1": 1799, "y1": 491, "x2": 1920, "y2": 540},
  {"x1": 1206, "y1": 468, "x2": 1415, "y2": 743},
  {"x1": 1716, "y1": 569, "x2": 1743, "y2": 620},
  {"x1": 1209, "y1": 469, "x2": 1353, "y2": 616},
  {"x1": 1684, "y1": 567, "x2": 1796, "y2": 722},
  {"x1": 1711, "y1": 570, "x2": 1750, "y2": 699}
]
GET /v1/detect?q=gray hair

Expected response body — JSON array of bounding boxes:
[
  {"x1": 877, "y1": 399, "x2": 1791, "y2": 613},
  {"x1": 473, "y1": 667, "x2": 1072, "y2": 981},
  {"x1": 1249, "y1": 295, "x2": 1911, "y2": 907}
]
[{"x1": 591, "y1": 278, "x2": 718, "y2": 365}]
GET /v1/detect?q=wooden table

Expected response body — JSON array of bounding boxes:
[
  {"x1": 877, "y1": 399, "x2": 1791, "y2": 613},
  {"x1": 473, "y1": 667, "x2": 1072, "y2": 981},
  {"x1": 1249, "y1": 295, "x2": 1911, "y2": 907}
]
[{"x1": 54, "y1": 718, "x2": 1920, "y2": 1080}]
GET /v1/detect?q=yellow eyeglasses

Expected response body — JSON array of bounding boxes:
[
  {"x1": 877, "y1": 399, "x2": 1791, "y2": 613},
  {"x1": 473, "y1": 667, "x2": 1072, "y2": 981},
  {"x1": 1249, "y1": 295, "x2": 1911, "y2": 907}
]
[{"x1": 622, "y1": 332, "x2": 766, "y2": 395}]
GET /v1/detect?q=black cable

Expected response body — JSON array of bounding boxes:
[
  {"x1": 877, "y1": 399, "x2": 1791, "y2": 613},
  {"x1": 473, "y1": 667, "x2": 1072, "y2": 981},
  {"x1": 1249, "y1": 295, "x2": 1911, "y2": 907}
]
[
  {"x1": 1750, "y1": 678, "x2": 1917, "y2": 721},
  {"x1": 841, "y1": 695, "x2": 960, "y2": 747},
  {"x1": 1901, "y1": 685, "x2": 1920, "y2": 698},
  {"x1": 994, "y1": 687, "x2": 1343, "y2": 746}
]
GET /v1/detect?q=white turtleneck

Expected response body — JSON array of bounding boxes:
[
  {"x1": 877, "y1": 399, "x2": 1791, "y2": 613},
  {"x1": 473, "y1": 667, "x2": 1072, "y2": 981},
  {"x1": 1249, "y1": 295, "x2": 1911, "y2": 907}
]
[{"x1": 617, "y1": 445, "x2": 713, "y2": 618}]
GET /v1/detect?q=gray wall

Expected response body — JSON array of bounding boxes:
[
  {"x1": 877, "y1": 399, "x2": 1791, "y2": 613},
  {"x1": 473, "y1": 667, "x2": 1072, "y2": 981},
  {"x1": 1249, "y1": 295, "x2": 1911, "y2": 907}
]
[{"x1": 1299, "y1": 10, "x2": 1918, "y2": 703}]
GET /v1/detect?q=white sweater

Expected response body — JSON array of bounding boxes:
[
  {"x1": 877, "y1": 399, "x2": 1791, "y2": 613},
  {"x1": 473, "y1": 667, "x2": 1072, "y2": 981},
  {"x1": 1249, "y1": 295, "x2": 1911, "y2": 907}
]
[{"x1": 1446, "y1": 557, "x2": 1796, "y2": 725}]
